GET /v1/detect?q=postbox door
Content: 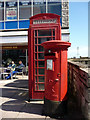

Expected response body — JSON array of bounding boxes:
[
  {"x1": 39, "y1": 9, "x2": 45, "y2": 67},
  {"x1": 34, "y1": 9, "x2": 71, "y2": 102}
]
[
  {"x1": 33, "y1": 29, "x2": 57, "y2": 98},
  {"x1": 45, "y1": 54, "x2": 61, "y2": 101}
]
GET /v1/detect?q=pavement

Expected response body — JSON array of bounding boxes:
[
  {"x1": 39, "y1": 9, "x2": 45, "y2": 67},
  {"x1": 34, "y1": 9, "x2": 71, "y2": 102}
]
[
  {"x1": 0, "y1": 75, "x2": 48, "y2": 120},
  {"x1": 0, "y1": 75, "x2": 85, "y2": 120}
]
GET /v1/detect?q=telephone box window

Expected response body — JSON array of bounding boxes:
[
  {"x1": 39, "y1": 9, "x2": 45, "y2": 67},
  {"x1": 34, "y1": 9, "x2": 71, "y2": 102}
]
[
  {"x1": 38, "y1": 53, "x2": 44, "y2": 59},
  {"x1": 53, "y1": 37, "x2": 55, "y2": 40},
  {"x1": 38, "y1": 76, "x2": 45, "y2": 82},
  {"x1": 38, "y1": 38, "x2": 47, "y2": 44},
  {"x1": 38, "y1": 68, "x2": 45, "y2": 75},
  {"x1": 38, "y1": 61, "x2": 45, "y2": 67},
  {"x1": 38, "y1": 37, "x2": 53, "y2": 44},
  {"x1": 38, "y1": 84, "x2": 45, "y2": 90},
  {"x1": 38, "y1": 29, "x2": 51, "y2": 36},
  {"x1": 38, "y1": 46, "x2": 44, "y2": 52}
]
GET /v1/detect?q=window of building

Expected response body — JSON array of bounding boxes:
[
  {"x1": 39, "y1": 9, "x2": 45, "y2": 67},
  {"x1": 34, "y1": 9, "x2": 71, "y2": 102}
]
[
  {"x1": 48, "y1": 1, "x2": 62, "y2": 16},
  {"x1": 0, "y1": 2, "x2": 4, "y2": 21},
  {"x1": 19, "y1": 0, "x2": 31, "y2": 19},
  {"x1": 0, "y1": 0, "x2": 63, "y2": 30},
  {"x1": 2, "y1": 49, "x2": 26, "y2": 66},
  {"x1": 33, "y1": 0, "x2": 46, "y2": 15},
  {"x1": 5, "y1": 1, "x2": 18, "y2": 21}
]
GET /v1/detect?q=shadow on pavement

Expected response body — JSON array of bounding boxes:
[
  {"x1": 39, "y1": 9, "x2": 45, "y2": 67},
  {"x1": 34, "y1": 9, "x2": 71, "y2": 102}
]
[
  {"x1": 2, "y1": 87, "x2": 29, "y2": 100},
  {"x1": 4, "y1": 79, "x2": 29, "y2": 89},
  {"x1": 2, "y1": 79, "x2": 29, "y2": 100},
  {"x1": 2, "y1": 100, "x2": 43, "y2": 115},
  {"x1": 2, "y1": 78, "x2": 44, "y2": 116}
]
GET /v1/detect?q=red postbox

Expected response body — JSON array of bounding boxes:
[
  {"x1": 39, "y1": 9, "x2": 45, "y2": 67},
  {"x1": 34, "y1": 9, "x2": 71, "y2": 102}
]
[{"x1": 41, "y1": 40, "x2": 71, "y2": 117}]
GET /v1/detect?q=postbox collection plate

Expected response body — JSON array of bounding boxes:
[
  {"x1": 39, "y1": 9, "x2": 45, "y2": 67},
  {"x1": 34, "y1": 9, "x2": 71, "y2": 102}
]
[{"x1": 47, "y1": 59, "x2": 53, "y2": 70}]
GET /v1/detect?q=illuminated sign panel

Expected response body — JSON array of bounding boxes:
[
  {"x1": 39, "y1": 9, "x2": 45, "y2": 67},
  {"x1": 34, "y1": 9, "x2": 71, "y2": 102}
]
[
  {"x1": 6, "y1": 8, "x2": 17, "y2": 20},
  {"x1": 6, "y1": 2, "x2": 17, "y2": 20},
  {"x1": 33, "y1": 19, "x2": 57, "y2": 24}
]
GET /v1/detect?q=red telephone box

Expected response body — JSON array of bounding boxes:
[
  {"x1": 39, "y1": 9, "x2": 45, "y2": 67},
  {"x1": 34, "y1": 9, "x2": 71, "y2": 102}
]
[
  {"x1": 28, "y1": 13, "x2": 61, "y2": 100},
  {"x1": 41, "y1": 40, "x2": 71, "y2": 117}
]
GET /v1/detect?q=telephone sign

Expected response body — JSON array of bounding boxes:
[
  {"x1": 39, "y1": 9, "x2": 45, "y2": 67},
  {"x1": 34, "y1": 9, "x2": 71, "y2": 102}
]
[{"x1": 33, "y1": 19, "x2": 57, "y2": 24}]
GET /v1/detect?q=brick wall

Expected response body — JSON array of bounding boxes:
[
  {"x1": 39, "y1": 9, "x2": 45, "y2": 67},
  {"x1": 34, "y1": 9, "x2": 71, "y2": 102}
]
[{"x1": 68, "y1": 61, "x2": 90, "y2": 120}]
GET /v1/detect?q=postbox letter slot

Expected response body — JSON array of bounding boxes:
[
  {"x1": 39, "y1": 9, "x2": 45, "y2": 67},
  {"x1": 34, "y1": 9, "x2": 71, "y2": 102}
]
[{"x1": 55, "y1": 79, "x2": 59, "y2": 81}]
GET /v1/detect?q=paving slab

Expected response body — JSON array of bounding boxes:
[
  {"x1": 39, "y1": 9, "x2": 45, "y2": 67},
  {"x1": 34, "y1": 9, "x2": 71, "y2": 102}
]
[
  {"x1": 17, "y1": 112, "x2": 46, "y2": 118},
  {"x1": 2, "y1": 111, "x2": 19, "y2": 118}
]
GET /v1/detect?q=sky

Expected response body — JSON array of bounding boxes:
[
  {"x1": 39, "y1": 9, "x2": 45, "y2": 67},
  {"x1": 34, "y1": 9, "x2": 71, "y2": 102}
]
[{"x1": 68, "y1": 2, "x2": 88, "y2": 58}]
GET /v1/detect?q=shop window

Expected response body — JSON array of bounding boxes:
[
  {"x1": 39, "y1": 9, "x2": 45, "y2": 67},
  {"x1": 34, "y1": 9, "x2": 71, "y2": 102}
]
[
  {"x1": 5, "y1": 1, "x2": 18, "y2": 21},
  {"x1": 19, "y1": 1, "x2": 31, "y2": 19},
  {"x1": 48, "y1": 2, "x2": 62, "y2": 16},
  {"x1": 33, "y1": 0, "x2": 46, "y2": 15},
  {"x1": 0, "y1": 2, "x2": 4, "y2": 21},
  {"x1": 2, "y1": 49, "x2": 26, "y2": 66}
]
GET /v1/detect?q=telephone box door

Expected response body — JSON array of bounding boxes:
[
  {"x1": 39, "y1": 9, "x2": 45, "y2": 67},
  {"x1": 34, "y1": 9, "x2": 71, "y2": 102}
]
[{"x1": 33, "y1": 28, "x2": 57, "y2": 99}]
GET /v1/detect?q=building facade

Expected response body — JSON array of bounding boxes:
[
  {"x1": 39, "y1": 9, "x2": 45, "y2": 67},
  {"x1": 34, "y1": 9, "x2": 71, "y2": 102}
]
[{"x1": 0, "y1": 0, "x2": 69, "y2": 66}]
